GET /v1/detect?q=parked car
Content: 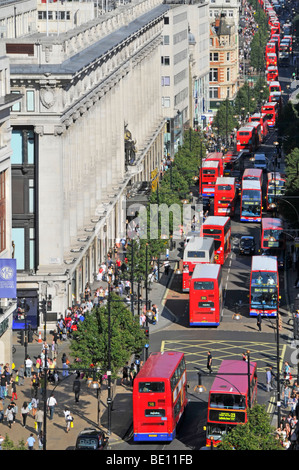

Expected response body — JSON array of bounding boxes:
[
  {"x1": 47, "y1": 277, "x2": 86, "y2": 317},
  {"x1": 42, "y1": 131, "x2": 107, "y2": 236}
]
[
  {"x1": 75, "y1": 428, "x2": 109, "y2": 450},
  {"x1": 239, "y1": 236, "x2": 256, "y2": 255}
]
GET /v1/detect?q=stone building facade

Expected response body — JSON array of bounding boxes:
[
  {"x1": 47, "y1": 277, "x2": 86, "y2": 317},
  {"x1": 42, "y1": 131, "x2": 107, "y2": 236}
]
[{"x1": 6, "y1": 0, "x2": 168, "y2": 324}]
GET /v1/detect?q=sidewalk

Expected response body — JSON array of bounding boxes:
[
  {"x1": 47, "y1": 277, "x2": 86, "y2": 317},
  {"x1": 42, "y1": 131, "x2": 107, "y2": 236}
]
[{"x1": 3, "y1": 243, "x2": 181, "y2": 450}]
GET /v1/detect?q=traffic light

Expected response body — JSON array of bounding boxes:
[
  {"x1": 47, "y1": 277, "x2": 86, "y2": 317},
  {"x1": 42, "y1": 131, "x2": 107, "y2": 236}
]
[
  {"x1": 28, "y1": 325, "x2": 33, "y2": 343},
  {"x1": 46, "y1": 295, "x2": 52, "y2": 311},
  {"x1": 39, "y1": 299, "x2": 46, "y2": 314},
  {"x1": 144, "y1": 326, "x2": 149, "y2": 339},
  {"x1": 17, "y1": 330, "x2": 24, "y2": 346}
]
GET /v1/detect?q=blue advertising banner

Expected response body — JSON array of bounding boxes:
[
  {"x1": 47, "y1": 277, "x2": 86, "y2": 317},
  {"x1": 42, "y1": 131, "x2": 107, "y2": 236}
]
[{"x1": 0, "y1": 259, "x2": 17, "y2": 298}]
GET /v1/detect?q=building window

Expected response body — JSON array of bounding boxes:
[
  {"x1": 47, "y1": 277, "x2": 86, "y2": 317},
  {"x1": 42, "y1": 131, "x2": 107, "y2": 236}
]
[
  {"x1": 164, "y1": 16, "x2": 169, "y2": 24},
  {"x1": 161, "y1": 56, "x2": 170, "y2": 66},
  {"x1": 12, "y1": 91, "x2": 21, "y2": 112},
  {"x1": 162, "y1": 97, "x2": 171, "y2": 108},
  {"x1": 209, "y1": 68, "x2": 218, "y2": 82},
  {"x1": 227, "y1": 52, "x2": 230, "y2": 61},
  {"x1": 210, "y1": 52, "x2": 219, "y2": 61},
  {"x1": 209, "y1": 87, "x2": 219, "y2": 99},
  {"x1": 163, "y1": 35, "x2": 170, "y2": 45},
  {"x1": 227, "y1": 67, "x2": 230, "y2": 81},
  {"x1": 26, "y1": 90, "x2": 35, "y2": 112},
  {"x1": 162, "y1": 76, "x2": 170, "y2": 86}
]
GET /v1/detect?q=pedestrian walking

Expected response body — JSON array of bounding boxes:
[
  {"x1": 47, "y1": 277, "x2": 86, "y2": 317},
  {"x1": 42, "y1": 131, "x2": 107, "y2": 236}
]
[
  {"x1": 283, "y1": 384, "x2": 291, "y2": 408},
  {"x1": 20, "y1": 401, "x2": 30, "y2": 427},
  {"x1": 0, "y1": 398, "x2": 4, "y2": 423},
  {"x1": 207, "y1": 351, "x2": 213, "y2": 374},
  {"x1": 18, "y1": 365, "x2": 25, "y2": 386},
  {"x1": 31, "y1": 373, "x2": 39, "y2": 399},
  {"x1": 35, "y1": 407, "x2": 44, "y2": 434},
  {"x1": 47, "y1": 392, "x2": 57, "y2": 420},
  {"x1": 163, "y1": 259, "x2": 170, "y2": 276},
  {"x1": 25, "y1": 356, "x2": 33, "y2": 378},
  {"x1": 257, "y1": 313, "x2": 262, "y2": 331},
  {"x1": 266, "y1": 367, "x2": 273, "y2": 392},
  {"x1": 26, "y1": 433, "x2": 36, "y2": 450},
  {"x1": 121, "y1": 362, "x2": 130, "y2": 386},
  {"x1": 73, "y1": 377, "x2": 81, "y2": 403},
  {"x1": 63, "y1": 407, "x2": 73, "y2": 433},
  {"x1": 38, "y1": 431, "x2": 44, "y2": 450},
  {"x1": 5, "y1": 404, "x2": 14, "y2": 428},
  {"x1": 10, "y1": 377, "x2": 17, "y2": 401}
]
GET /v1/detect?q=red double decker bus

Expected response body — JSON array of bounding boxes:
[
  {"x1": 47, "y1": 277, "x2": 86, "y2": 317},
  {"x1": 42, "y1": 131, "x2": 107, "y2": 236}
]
[
  {"x1": 250, "y1": 255, "x2": 279, "y2": 317},
  {"x1": 204, "y1": 152, "x2": 224, "y2": 176},
  {"x1": 199, "y1": 160, "x2": 221, "y2": 198},
  {"x1": 261, "y1": 217, "x2": 285, "y2": 251},
  {"x1": 189, "y1": 263, "x2": 223, "y2": 326},
  {"x1": 266, "y1": 66, "x2": 278, "y2": 83},
  {"x1": 236, "y1": 126, "x2": 259, "y2": 152},
  {"x1": 182, "y1": 236, "x2": 215, "y2": 292},
  {"x1": 133, "y1": 351, "x2": 188, "y2": 442},
  {"x1": 266, "y1": 52, "x2": 277, "y2": 67},
  {"x1": 261, "y1": 102, "x2": 278, "y2": 128},
  {"x1": 242, "y1": 168, "x2": 263, "y2": 187},
  {"x1": 248, "y1": 113, "x2": 269, "y2": 141},
  {"x1": 205, "y1": 360, "x2": 258, "y2": 447},
  {"x1": 240, "y1": 179, "x2": 262, "y2": 222},
  {"x1": 201, "y1": 216, "x2": 231, "y2": 264},
  {"x1": 214, "y1": 177, "x2": 237, "y2": 216},
  {"x1": 266, "y1": 171, "x2": 286, "y2": 211}
]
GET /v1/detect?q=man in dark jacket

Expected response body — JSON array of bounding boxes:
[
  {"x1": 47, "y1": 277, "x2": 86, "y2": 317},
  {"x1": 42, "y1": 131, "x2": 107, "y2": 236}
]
[{"x1": 73, "y1": 377, "x2": 81, "y2": 403}]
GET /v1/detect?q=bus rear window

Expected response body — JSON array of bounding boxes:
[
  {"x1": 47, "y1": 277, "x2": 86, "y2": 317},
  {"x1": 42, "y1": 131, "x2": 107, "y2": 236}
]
[
  {"x1": 194, "y1": 281, "x2": 214, "y2": 290},
  {"x1": 139, "y1": 382, "x2": 165, "y2": 393}
]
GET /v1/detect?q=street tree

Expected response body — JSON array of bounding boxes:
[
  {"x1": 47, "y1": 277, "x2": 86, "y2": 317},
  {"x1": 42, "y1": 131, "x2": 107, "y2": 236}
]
[
  {"x1": 69, "y1": 295, "x2": 146, "y2": 378},
  {"x1": 218, "y1": 404, "x2": 283, "y2": 450}
]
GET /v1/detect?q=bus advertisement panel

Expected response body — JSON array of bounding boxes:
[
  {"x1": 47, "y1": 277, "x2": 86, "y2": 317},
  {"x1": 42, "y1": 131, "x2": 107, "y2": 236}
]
[
  {"x1": 182, "y1": 237, "x2": 215, "y2": 292},
  {"x1": 240, "y1": 180, "x2": 262, "y2": 222},
  {"x1": 133, "y1": 351, "x2": 188, "y2": 442},
  {"x1": 261, "y1": 217, "x2": 285, "y2": 251},
  {"x1": 205, "y1": 360, "x2": 258, "y2": 447},
  {"x1": 250, "y1": 255, "x2": 279, "y2": 317},
  {"x1": 201, "y1": 216, "x2": 231, "y2": 264},
  {"x1": 214, "y1": 177, "x2": 237, "y2": 216},
  {"x1": 266, "y1": 172, "x2": 286, "y2": 211},
  {"x1": 189, "y1": 264, "x2": 223, "y2": 326},
  {"x1": 261, "y1": 102, "x2": 278, "y2": 128},
  {"x1": 199, "y1": 160, "x2": 221, "y2": 198}
]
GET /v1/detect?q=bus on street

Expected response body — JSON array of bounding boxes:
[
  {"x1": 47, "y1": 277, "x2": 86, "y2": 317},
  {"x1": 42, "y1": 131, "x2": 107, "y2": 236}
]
[
  {"x1": 133, "y1": 351, "x2": 188, "y2": 442},
  {"x1": 182, "y1": 236, "x2": 215, "y2": 292},
  {"x1": 266, "y1": 172, "x2": 286, "y2": 211},
  {"x1": 205, "y1": 359, "x2": 258, "y2": 447},
  {"x1": 214, "y1": 177, "x2": 237, "y2": 217},
  {"x1": 199, "y1": 160, "x2": 221, "y2": 198},
  {"x1": 261, "y1": 217, "x2": 285, "y2": 251},
  {"x1": 189, "y1": 264, "x2": 223, "y2": 326},
  {"x1": 250, "y1": 255, "x2": 279, "y2": 317},
  {"x1": 240, "y1": 179, "x2": 263, "y2": 222},
  {"x1": 201, "y1": 216, "x2": 231, "y2": 264}
]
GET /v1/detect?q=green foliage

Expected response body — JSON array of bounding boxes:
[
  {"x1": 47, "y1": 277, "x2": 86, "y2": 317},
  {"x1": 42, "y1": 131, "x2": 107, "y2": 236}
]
[
  {"x1": 218, "y1": 404, "x2": 283, "y2": 450},
  {"x1": 212, "y1": 99, "x2": 238, "y2": 138},
  {"x1": 277, "y1": 102, "x2": 299, "y2": 154},
  {"x1": 1, "y1": 435, "x2": 27, "y2": 450},
  {"x1": 69, "y1": 294, "x2": 146, "y2": 378}
]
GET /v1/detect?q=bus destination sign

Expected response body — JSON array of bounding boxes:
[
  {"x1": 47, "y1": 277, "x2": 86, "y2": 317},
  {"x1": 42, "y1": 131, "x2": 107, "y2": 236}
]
[{"x1": 208, "y1": 409, "x2": 246, "y2": 424}]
